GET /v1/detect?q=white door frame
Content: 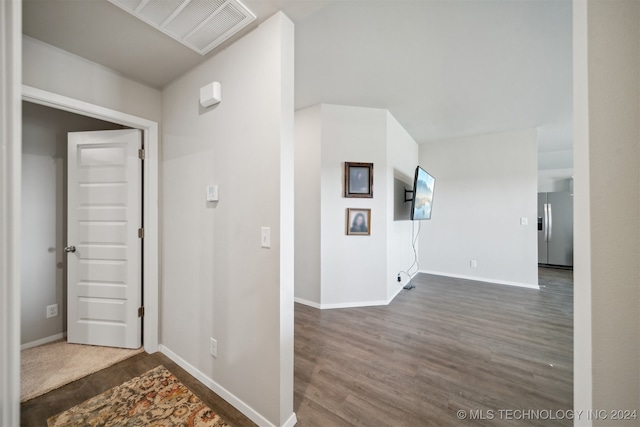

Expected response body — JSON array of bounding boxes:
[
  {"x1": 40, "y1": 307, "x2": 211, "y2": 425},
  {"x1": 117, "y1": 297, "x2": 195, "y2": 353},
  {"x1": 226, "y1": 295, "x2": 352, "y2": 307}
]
[
  {"x1": 22, "y1": 85, "x2": 159, "y2": 353},
  {"x1": 1, "y1": 1, "x2": 22, "y2": 425}
]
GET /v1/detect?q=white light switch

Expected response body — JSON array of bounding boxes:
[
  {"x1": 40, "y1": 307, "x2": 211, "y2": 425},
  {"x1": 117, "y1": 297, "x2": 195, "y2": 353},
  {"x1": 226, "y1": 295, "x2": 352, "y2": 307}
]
[
  {"x1": 261, "y1": 227, "x2": 271, "y2": 248},
  {"x1": 520, "y1": 217, "x2": 528, "y2": 226},
  {"x1": 206, "y1": 185, "x2": 219, "y2": 202}
]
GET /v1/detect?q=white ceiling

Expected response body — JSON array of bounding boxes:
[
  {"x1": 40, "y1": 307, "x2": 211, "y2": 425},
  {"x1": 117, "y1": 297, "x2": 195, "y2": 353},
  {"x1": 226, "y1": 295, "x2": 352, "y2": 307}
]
[{"x1": 23, "y1": 0, "x2": 572, "y2": 153}]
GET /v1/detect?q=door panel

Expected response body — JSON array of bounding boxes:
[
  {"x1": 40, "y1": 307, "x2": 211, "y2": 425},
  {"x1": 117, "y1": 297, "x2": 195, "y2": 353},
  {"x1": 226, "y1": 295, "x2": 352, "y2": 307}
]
[
  {"x1": 78, "y1": 260, "x2": 127, "y2": 284},
  {"x1": 78, "y1": 184, "x2": 128, "y2": 206},
  {"x1": 547, "y1": 191, "x2": 573, "y2": 266},
  {"x1": 78, "y1": 221, "x2": 128, "y2": 244},
  {"x1": 67, "y1": 129, "x2": 142, "y2": 349}
]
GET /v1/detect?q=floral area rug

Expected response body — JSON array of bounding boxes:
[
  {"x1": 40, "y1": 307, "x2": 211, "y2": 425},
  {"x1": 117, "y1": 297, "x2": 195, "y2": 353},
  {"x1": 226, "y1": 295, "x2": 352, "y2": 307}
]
[{"x1": 47, "y1": 365, "x2": 229, "y2": 427}]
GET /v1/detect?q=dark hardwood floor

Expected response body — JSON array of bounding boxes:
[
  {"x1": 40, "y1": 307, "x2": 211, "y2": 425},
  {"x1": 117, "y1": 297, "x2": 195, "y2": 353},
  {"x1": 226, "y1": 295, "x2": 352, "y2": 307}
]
[
  {"x1": 22, "y1": 267, "x2": 572, "y2": 426},
  {"x1": 293, "y1": 267, "x2": 573, "y2": 426},
  {"x1": 20, "y1": 351, "x2": 257, "y2": 427}
]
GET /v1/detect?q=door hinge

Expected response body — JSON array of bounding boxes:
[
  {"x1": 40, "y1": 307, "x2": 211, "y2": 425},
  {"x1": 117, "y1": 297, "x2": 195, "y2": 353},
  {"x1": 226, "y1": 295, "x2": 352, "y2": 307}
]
[
  {"x1": 138, "y1": 228, "x2": 144, "y2": 239},
  {"x1": 138, "y1": 148, "x2": 145, "y2": 160},
  {"x1": 138, "y1": 306, "x2": 145, "y2": 317}
]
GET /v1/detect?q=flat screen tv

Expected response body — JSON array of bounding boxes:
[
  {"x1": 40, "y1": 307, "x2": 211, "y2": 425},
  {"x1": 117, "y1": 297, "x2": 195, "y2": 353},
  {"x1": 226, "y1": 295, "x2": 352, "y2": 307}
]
[{"x1": 410, "y1": 166, "x2": 436, "y2": 220}]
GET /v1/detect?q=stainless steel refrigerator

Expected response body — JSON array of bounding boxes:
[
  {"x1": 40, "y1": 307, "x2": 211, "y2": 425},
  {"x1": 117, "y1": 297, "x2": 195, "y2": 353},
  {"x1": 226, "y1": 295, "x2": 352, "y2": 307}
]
[{"x1": 538, "y1": 192, "x2": 573, "y2": 267}]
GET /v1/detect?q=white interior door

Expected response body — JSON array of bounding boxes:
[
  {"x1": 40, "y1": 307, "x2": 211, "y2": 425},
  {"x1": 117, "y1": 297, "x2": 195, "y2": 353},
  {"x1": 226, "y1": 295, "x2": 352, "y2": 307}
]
[{"x1": 66, "y1": 129, "x2": 142, "y2": 349}]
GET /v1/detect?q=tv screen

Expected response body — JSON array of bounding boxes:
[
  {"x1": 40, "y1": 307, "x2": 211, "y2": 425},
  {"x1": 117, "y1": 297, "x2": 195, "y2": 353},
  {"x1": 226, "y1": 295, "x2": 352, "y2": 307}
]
[{"x1": 411, "y1": 166, "x2": 435, "y2": 220}]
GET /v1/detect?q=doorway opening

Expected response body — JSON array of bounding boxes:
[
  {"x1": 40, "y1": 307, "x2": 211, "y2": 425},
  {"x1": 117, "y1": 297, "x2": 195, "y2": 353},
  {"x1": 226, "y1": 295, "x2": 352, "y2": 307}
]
[
  {"x1": 21, "y1": 102, "x2": 134, "y2": 350},
  {"x1": 22, "y1": 85, "x2": 159, "y2": 353}
]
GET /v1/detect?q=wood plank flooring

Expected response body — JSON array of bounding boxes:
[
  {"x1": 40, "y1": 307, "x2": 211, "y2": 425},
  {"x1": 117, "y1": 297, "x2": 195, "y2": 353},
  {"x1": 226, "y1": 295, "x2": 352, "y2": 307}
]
[
  {"x1": 21, "y1": 267, "x2": 572, "y2": 426},
  {"x1": 294, "y1": 267, "x2": 573, "y2": 426},
  {"x1": 20, "y1": 351, "x2": 257, "y2": 427}
]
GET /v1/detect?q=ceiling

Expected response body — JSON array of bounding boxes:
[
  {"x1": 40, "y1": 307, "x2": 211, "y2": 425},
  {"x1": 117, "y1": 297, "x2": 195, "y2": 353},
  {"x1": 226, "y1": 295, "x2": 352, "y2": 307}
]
[{"x1": 23, "y1": 0, "x2": 572, "y2": 155}]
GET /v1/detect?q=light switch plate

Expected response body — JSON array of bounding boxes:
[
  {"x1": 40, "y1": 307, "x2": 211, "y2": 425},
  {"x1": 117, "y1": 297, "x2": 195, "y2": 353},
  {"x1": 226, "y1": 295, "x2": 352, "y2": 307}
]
[
  {"x1": 206, "y1": 185, "x2": 219, "y2": 202},
  {"x1": 261, "y1": 227, "x2": 271, "y2": 248}
]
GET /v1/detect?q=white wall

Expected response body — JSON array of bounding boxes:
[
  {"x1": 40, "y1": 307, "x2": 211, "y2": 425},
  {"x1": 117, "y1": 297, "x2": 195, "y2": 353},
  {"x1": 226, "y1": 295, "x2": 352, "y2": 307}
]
[
  {"x1": 21, "y1": 102, "x2": 123, "y2": 346},
  {"x1": 160, "y1": 12, "x2": 295, "y2": 427},
  {"x1": 320, "y1": 105, "x2": 389, "y2": 306},
  {"x1": 386, "y1": 115, "x2": 420, "y2": 298},
  {"x1": 538, "y1": 169, "x2": 573, "y2": 193},
  {"x1": 574, "y1": 1, "x2": 640, "y2": 425},
  {"x1": 294, "y1": 104, "x2": 418, "y2": 308},
  {"x1": 419, "y1": 129, "x2": 538, "y2": 288},
  {"x1": 22, "y1": 36, "x2": 161, "y2": 123},
  {"x1": 294, "y1": 105, "x2": 322, "y2": 304},
  {"x1": 537, "y1": 144, "x2": 573, "y2": 193}
]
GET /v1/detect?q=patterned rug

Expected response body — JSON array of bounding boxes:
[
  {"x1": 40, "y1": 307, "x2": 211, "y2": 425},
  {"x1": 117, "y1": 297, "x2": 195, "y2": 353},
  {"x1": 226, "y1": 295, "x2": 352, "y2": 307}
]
[{"x1": 47, "y1": 365, "x2": 229, "y2": 427}]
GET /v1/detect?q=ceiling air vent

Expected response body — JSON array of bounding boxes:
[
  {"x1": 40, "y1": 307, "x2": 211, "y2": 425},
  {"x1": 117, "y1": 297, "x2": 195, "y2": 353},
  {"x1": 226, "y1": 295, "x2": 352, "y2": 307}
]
[{"x1": 108, "y1": 0, "x2": 256, "y2": 56}]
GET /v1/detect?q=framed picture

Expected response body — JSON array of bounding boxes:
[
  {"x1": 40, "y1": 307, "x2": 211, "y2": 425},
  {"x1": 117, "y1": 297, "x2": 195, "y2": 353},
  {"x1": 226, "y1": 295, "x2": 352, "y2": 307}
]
[
  {"x1": 346, "y1": 208, "x2": 371, "y2": 236},
  {"x1": 344, "y1": 162, "x2": 373, "y2": 198}
]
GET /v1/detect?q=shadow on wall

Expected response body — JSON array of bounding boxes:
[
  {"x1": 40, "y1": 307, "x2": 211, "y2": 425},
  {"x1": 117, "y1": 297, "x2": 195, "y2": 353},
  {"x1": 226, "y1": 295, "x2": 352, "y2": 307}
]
[{"x1": 394, "y1": 169, "x2": 413, "y2": 221}]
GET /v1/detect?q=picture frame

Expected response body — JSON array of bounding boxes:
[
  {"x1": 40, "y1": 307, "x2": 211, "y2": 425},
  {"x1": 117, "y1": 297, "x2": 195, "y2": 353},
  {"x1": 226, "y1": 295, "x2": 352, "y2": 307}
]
[
  {"x1": 346, "y1": 208, "x2": 371, "y2": 236},
  {"x1": 344, "y1": 162, "x2": 373, "y2": 198}
]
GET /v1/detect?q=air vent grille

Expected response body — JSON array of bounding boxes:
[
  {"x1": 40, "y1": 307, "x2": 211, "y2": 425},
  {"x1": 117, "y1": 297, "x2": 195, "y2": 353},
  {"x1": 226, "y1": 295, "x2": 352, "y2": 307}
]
[
  {"x1": 164, "y1": 0, "x2": 226, "y2": 38},
  {"x1": 116, "y1": 0, "x2": 142, "y2": 12},
  {"x1": 108, "y1": 0, "x2": 256, "y2": 56},
  {"x1": 186, "y1": 3, "x2": 245, "y2": 50},
  {"x1": 139, "y1": 0, "x2": 184, "y2": 26}
]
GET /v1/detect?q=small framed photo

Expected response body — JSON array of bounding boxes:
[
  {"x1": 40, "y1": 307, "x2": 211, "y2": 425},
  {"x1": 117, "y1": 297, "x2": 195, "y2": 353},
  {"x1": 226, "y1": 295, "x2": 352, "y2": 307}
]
[
  {"x1": 344, "y1": 162, "x2": 373, "y2": 198},
  {"x1": 346, "y1": 208, "x2": 371, "y2": 236}
]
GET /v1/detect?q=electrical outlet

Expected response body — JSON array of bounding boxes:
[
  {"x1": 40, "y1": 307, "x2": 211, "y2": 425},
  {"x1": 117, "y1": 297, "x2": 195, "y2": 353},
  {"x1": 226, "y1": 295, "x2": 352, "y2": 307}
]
[
  {"x1": 397, "y1": 274, "x2": 401, "y2": 283},
  {"x1": 46, "y1": 304, "x2": 58, "y2": 318},
  {"x1": 210, "y1": 338, "x2": 217, "y2": 358},
  {"x1": 470, "y1": 260, "x2": 478, "y2": 268}
]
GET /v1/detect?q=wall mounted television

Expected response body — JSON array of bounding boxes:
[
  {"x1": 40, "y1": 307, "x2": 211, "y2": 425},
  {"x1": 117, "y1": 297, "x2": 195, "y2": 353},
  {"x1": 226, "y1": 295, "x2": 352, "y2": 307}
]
[{"x1": 410, "y1": 166, "x2": 436, "y2": 220}]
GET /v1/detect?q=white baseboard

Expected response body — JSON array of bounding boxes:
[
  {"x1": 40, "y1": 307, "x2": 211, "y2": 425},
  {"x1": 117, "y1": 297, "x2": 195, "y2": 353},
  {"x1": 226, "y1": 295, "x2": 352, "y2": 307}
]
[
  {"x1": 295, "y1": 297, "x2": 392, "y2": 310},
  {"x1": 388, "y1": 282, "x2": 404, "y2": 302},
  {"x1": 159, "y1": 344, "x2": 296, "y2": 427},
  {"x1": 21, "y1": 332, "x2": 66, "y2": 350},
  {"x1": 293, "y1": 271, "x2": 420, "y2": 310},
  {"x1": 294, "y1": 277, "x2": 410, "y2": 310},
  {"x1": 318, "y1": 299, "x2": 392, "y2": 310},
  {"x1": 293, "y1": 297, "x2": 321, "y2": 309},
  {"x1": 419, "y1": 270, "x2": 540, "y2": 290},
  {"x1": 282, "y1": 412, "x2": 298, "y2": 427}
]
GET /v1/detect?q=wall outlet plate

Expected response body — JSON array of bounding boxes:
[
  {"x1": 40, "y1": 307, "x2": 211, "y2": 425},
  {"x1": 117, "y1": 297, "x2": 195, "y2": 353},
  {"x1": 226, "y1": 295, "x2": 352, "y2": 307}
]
[
  {"x1": 46, "y1": 304, "x2": 58, "y2": 318},
  {"x1": 210, "y1": 337, "x2": 217, "y2": 358}
]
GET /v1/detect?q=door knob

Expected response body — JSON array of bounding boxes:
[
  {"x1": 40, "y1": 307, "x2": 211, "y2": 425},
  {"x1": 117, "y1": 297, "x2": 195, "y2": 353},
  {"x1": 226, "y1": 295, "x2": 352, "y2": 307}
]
[{"x1": 64, "y1": 246, "x2": 76, "y2": 253}]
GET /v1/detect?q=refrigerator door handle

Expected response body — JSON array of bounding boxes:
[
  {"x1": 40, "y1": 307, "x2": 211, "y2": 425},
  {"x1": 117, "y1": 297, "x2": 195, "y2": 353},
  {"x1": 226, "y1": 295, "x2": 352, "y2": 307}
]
[
  {"x1": 543, "y1": 203, "x2": 549, "y2": 242},
  {"x1": 547, "y1": 203, "x2": 553, "y2": 242}
]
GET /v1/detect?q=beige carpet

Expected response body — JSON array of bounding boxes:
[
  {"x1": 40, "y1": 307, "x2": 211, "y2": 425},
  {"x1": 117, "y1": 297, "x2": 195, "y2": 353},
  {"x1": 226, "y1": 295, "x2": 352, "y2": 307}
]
[{"x1": 21, "y1": 339, "x2": 144, "y2": 402}]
